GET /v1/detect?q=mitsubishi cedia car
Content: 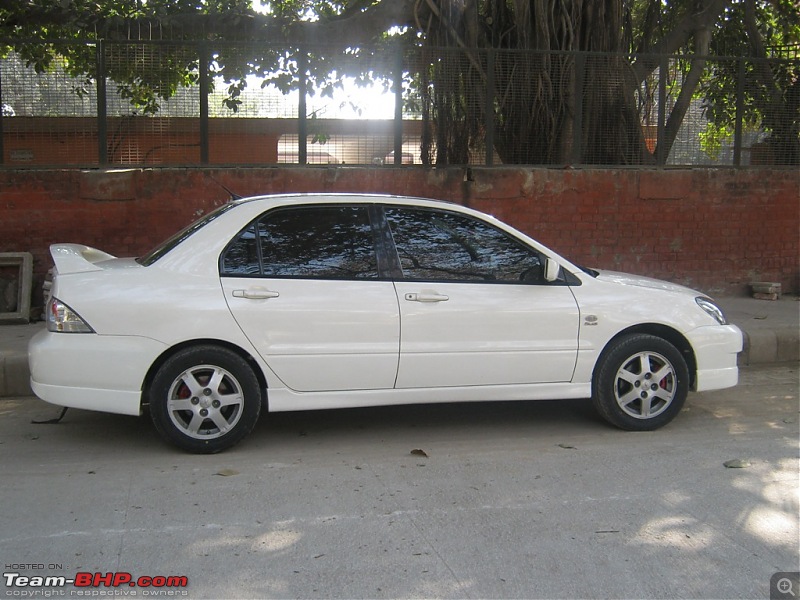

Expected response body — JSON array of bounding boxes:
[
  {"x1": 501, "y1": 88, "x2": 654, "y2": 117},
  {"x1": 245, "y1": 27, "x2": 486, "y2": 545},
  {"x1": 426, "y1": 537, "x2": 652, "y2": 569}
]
[{"x1": 29, "y1": 194, "x2": 743, "y2": 453}]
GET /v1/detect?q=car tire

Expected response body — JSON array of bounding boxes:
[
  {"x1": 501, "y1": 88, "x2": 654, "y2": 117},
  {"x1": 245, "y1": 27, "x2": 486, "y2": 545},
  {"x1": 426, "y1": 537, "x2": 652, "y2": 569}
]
[
  {"x1": 592, "y1": 334, "x2": 689, "y2": 431},
  {"x1": 149, "y1": 345, "x2": 262, "y2": 453}
]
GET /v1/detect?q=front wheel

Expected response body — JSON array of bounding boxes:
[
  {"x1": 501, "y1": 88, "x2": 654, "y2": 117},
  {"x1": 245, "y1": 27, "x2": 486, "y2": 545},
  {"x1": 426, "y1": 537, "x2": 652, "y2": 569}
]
[
  {"x1": 592, "y1": 334, "x2": 689, "y2": 431},
  {"x1": 149, "y1": 345, "x2": 262, "y2": 453}
]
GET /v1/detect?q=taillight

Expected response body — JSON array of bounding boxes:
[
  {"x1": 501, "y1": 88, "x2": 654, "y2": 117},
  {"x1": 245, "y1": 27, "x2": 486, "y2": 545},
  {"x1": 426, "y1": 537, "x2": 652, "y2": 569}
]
[{"x1": 47, "y1": 298, "x2": 94, "y2": 333}]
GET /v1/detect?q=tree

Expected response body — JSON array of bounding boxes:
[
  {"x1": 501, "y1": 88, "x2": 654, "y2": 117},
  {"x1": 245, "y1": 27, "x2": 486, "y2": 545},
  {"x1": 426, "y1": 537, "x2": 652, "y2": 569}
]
[
  {"x1": 699, "y1": 0, "x2": 800, "y2": 164},
  {"x1": 1, "y1": 0, "x2": 797, "y2": 165}
]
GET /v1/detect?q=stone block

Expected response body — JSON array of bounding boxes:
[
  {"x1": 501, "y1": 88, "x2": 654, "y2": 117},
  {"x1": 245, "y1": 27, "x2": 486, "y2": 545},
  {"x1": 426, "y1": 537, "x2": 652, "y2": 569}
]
[{"x1": 0, "y1": 253, "x2": 33, "y2": 325}]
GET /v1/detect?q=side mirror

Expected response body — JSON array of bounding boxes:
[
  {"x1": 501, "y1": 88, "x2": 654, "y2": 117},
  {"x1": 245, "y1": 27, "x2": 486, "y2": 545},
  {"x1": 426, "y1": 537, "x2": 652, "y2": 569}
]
[{"x1": 544, "y1": 258, "x2": 560, "y2": 282}]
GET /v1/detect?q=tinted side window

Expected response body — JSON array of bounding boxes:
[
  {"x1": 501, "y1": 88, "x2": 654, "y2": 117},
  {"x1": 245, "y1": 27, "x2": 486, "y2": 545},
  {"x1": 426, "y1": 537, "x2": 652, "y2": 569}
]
[
  {"x1": 385, "y1": 207, "x2": 545, "y2": 283},
  {"x1": 221, "y1": 223, "x2": 260, "y2": 275},
  {"x1": 221, "y1": 206, "x2": 379, "y2": 279}
]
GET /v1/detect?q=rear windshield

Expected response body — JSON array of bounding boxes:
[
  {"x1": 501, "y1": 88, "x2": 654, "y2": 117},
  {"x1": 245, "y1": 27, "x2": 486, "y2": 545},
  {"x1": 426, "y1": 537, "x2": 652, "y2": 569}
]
[{"x1": 137, "y1": 204, "x2": 234, "y2": 266}]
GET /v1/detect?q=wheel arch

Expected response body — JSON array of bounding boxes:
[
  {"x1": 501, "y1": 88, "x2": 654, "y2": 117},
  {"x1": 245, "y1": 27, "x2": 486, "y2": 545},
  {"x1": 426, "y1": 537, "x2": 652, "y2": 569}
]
[
  {"x1": 140, "y1": 339, "x2": 269, "y2": 409},
  {"x1": 594, "y1": 324, "x2": 697, "y2": 390}
]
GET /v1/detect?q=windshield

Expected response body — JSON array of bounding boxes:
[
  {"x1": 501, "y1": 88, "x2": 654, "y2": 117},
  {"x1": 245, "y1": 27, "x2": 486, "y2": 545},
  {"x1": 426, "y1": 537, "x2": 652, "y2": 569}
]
[{"x1": 137, "y1": 203, "x2": 234, "y2": 266}]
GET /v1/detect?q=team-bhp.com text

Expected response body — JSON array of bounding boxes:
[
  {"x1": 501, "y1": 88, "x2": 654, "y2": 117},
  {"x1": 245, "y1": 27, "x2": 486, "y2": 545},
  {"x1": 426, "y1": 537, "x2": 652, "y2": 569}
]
[{"x1": 4, "y1": 572, "x2": 188, "y2": 596}]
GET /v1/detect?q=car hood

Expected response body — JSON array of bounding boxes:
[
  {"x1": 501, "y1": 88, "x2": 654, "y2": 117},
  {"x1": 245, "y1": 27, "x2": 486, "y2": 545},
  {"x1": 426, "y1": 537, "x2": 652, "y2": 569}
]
[
  {"x1": 51, "y1": 244, "x2": 139, "y2": 275},
  {"x1": 595, "y1": 270, "x2": 698, "y2": 295}
]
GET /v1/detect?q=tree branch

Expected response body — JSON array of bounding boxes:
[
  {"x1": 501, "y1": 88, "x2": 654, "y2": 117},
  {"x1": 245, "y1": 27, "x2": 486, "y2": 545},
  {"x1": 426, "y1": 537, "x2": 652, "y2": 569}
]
[
  {"x1": 1, "y1": 1, "x2": 418, "y2": 47},
  {"x1": 293, "y1": 0, "x2": 417, "y2": 46},
  {"x1": 634, "y1": 0, "x2": 662, "y2": 54},
  {"x1": 632, "y1": 0, "x2": 730, "y2": 84},
  {"x1": 743, "y1": 0, "x2": 783, "y2": 108}
]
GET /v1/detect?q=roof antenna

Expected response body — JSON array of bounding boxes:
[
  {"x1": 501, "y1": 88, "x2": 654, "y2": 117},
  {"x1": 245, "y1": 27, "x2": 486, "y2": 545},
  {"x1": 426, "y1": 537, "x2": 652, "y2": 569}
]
[{"x1": 207, "y1": 175, "x2": 243, "y2": 201}]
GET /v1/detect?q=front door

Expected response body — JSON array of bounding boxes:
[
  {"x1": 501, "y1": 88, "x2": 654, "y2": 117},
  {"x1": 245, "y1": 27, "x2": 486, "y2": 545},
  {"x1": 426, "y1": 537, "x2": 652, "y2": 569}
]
[{"x1": 384, "y1": 206, "x2": 580, "y2": 388}]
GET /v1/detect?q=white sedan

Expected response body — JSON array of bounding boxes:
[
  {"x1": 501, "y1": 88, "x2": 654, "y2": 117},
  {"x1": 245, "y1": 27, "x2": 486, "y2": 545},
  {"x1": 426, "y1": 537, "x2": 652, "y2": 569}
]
[{"x1": 29, "y1": 194, "x2": 743, "y2": 453}]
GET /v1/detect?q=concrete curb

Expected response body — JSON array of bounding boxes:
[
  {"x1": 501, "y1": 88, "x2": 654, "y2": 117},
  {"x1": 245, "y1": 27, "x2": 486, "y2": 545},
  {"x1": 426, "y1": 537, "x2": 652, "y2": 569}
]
[
  {"x1": 0, "y1": 351, "x2": 33, "y2": 397},
  {"x1": 0, "y1": 322, "x2": 43, "y2": 398},
  {"x1": 739, "y1": 327, "x2": 800, "y2": 366},
  {"x1": 722, "y1": 296, "x2": 799, "y2": 367}
]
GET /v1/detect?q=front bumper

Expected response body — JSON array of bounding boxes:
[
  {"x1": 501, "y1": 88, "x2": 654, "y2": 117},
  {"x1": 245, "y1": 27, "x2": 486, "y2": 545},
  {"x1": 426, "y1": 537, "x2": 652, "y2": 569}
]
[
  {"x1": 28, "y1": 330, "x2": 167, "y2": 416},
  {"x1": 687, "y1": 324, "x2": 744, "y2": 392}
]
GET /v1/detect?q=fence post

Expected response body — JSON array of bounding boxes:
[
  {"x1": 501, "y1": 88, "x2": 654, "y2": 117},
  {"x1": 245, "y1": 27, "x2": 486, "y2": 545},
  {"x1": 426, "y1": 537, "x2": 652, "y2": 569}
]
[
  {"x1": 0, "y1": 63, "x2": 5, "y2": 165},
  {"x1": 572, "y1": 52, "x2": 585, "y2": 165},
  {"x1": 393, "y1": 44, "x2": 403, "y2": 166},
  {"x1": 733, "y1": 58, "x2": 745, "y2": 166},
  {"x1": 96, "y1": 40, "x2": 108, "y2": 166},
  {"x1": 655, "y1": 55, "x2": 667, "y2": 166},
  {"x1": 485, "y1": 48, "x2": 495, "y2": 166},
  {"x1": 199, "y1": 42, "x2": 209, "y2": 165},
  {"x1": 298, "y1": 49, "x2": 308, "y2": 165}
]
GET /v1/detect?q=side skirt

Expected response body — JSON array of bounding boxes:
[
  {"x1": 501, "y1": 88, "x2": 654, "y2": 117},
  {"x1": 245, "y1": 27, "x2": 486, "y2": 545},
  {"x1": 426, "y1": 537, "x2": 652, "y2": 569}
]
[{"x1": 265, "y1": 382, "x2": 592, "y2": 413}]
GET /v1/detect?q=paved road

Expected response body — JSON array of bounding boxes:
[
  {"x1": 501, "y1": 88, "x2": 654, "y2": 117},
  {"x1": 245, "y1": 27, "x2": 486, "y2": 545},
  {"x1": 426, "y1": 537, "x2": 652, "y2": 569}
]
[{"x1": 1, "y1": 365, "x2": 798, "y2": 599}]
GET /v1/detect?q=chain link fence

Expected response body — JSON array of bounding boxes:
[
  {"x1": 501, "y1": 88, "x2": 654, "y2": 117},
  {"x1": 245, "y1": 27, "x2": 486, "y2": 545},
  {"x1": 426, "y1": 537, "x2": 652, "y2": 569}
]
[{"x1": 1, "y1": 40, "x2": 797, "y2": 168}]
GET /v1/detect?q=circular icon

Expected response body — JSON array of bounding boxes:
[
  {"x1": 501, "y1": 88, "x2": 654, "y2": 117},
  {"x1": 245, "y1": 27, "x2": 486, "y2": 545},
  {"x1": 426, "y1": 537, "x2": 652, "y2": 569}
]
[{"x1": 777, "y1": 578, "x2": 795, "y2": 597}]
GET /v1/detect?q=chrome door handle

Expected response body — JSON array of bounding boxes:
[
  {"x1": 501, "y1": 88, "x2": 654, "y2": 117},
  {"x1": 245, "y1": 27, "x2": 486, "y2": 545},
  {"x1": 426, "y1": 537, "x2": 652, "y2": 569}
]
[
  {"x1": 405, "y1": 292, "x2": 449, "y2": 303},
  {"x1": 232, "y1": 289, "x2": 280, "y2": 300}
]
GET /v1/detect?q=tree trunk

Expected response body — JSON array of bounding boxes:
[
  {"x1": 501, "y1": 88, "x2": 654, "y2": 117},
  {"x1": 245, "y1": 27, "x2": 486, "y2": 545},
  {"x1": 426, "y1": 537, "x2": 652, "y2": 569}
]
[
  {"x1": 418, "y1": 0, "x2": 656, "y2": 165},
  {"x1": 657, "y1": 28, "x2": 712, "y2": 164}
]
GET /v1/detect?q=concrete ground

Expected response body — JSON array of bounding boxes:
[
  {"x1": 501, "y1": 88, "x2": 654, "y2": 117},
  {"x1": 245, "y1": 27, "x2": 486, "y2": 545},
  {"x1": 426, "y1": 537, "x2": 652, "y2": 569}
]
[{"x1": 1, "y1": 364, "x2": 798, "y2": 599}]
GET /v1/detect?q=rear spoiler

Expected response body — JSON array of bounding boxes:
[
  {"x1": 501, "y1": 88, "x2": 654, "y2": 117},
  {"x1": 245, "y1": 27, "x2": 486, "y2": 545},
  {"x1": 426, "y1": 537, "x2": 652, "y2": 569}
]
[{"x1": 51, "y1": 244, "x2": 117, "y2": 275}]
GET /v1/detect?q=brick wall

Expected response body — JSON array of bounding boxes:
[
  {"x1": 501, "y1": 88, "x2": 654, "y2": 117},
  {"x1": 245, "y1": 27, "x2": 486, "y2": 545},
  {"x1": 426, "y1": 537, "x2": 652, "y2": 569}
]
[{"x1": 1, "y1": 167, "x2": 797, "y2": 307}]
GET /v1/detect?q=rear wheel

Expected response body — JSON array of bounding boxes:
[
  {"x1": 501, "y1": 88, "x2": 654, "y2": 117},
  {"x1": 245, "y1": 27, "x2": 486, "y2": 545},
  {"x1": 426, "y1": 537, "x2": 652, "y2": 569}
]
[
  {"x1": 149, "y1": 345, "x2": 261, "y2": 453},
  {"x1": 592, "y1": 334, "x2": 689, "y2": 431}
]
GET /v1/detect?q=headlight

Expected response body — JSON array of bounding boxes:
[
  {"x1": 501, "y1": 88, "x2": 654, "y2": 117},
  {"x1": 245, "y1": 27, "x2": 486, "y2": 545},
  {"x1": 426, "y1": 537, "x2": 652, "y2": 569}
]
[
  {"x1": 695, "y1": 297, "x2": 728, "y2": 326},
  {"x1": 47, "y1": 298, "x2": 94, "y2": 333}
]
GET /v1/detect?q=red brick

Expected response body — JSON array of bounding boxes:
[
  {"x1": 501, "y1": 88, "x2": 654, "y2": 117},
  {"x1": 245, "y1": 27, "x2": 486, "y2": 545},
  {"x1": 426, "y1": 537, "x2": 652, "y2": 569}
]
[{"x1": 1, "y1": 167, "x2": 798, "y2": 298}]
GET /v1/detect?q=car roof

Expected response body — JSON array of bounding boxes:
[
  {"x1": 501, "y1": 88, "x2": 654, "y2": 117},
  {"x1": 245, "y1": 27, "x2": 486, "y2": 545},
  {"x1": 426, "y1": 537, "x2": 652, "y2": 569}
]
[{"x1": 230, "y1": 193, "x2": 459, "y2": 209}]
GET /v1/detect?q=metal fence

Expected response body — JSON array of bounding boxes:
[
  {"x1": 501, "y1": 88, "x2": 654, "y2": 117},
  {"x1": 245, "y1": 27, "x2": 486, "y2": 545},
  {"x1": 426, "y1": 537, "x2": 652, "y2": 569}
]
[{"x1": 1, "y1": 40, "x2": 797, "y2": 168}]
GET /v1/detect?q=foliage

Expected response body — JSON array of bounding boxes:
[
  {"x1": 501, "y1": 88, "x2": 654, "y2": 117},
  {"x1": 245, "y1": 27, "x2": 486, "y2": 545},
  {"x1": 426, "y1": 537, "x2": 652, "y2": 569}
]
[
  {"x1": 698, "y1": 122, "x2": 732, "y2": 158},
  {"x1": 697, "y1": 0, "x2": 800, "y2": 164},
  {"x1": 1, "y1": 0, "x2": 798, "y2": 164}
]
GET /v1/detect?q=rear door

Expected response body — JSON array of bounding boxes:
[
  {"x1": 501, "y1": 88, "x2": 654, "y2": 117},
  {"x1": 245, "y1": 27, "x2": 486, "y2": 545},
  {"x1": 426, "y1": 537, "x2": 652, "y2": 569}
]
[
  {"x1": 220, "y1": 204, "x2": 400, "y2": 392},
  {"x1": 384, "y1": 206, "x2": 580, "y2": 388}
]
